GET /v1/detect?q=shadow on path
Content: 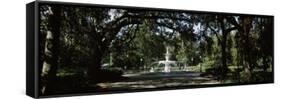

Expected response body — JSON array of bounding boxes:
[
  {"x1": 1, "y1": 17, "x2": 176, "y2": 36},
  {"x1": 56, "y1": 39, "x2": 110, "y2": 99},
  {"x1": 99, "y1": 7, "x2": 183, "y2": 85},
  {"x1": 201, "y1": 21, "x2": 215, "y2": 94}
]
[{"x1": 97, "y1": 71, "x2": 221, "y2": 90}]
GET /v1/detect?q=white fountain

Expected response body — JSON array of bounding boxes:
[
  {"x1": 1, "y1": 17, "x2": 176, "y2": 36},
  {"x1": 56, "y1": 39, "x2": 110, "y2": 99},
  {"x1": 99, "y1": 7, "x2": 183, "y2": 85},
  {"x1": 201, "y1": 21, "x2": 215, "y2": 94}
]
[{"x1": 158, "y1": 46, "x2": 177, "y2": 72}]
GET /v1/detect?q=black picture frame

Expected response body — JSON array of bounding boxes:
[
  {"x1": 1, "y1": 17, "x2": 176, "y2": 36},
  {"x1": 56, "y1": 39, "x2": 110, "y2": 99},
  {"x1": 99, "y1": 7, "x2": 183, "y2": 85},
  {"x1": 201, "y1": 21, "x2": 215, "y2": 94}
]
[{"x1": 26, "y1": 0, "x2": 274, "y2": 98}]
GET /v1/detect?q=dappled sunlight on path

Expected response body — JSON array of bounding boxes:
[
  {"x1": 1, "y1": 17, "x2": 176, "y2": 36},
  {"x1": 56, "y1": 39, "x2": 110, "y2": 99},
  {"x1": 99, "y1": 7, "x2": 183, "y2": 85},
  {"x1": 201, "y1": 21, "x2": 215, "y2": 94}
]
[{"x1": 97, "y1": 71, "x2": 220, "y2": 90}]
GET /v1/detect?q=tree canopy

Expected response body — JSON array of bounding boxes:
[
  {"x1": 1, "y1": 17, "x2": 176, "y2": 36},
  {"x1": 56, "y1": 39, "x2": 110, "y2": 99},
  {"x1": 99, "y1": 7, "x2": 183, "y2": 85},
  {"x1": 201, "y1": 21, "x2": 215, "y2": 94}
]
[{"x1": 39, "y1": 4, "x2": 273, "y2": 95}]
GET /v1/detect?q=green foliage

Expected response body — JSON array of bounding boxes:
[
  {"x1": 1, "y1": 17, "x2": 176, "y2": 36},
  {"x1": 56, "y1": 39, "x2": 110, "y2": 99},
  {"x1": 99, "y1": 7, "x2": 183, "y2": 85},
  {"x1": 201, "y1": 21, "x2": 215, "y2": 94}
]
[{"x1": 39, "y1": 4, "x2": 273, "y2": 94}]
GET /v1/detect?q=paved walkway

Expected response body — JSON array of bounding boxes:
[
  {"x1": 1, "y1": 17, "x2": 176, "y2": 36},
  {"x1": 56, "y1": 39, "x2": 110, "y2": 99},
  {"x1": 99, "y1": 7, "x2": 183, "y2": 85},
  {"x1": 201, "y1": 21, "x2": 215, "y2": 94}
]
[{"x1": 97, "y1": 71, "x2": 220, "y2": 90}]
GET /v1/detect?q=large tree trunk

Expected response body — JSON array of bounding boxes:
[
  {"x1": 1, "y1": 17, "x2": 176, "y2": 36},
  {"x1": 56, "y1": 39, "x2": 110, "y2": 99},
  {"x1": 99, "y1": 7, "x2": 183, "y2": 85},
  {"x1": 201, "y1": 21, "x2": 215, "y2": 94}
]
[
  {"x1": 220, "y1": 32, "x2": 228, "y2": 80},
  {"x1": 219, "y1": 18, "x2": 228, "y2": 80},
  {"x1": 87, "y1": 50, "x2": 103, "y2": 82},
  {"x1": 245, "y1": 26, "x2": 253, "y2": 81},
  {"x1": 85, "y1": 16, "x2": 141, "y2": 83},
  {"x1": 240, "y1": 17, "x2": 253, "y2": 81},
  {"x1": 39, "y1": 31, "x2": 47, "y2": 79},
  {"x1": 40, "y1": 6, "x2": 61, "y2": 95}
]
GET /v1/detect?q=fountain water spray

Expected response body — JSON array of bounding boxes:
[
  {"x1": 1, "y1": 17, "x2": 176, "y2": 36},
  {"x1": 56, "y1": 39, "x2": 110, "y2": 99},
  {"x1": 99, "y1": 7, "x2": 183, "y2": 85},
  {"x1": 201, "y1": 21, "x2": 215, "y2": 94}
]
[{"x1": 158, "y1": 46, "x2": 177, "y2": 72}]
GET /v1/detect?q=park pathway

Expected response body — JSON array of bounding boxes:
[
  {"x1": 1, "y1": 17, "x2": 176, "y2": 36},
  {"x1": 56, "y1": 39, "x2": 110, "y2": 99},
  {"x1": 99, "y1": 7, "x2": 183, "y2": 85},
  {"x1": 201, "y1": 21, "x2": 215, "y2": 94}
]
[{"x1": 97, "y1": 71, "x2": 221, "y2": 89}]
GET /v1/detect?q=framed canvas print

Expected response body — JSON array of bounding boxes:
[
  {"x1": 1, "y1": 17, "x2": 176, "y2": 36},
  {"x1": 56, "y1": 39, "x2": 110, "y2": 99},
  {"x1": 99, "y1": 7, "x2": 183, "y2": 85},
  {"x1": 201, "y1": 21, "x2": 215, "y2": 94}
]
[{"x1": 26, "y1": 0, "x2": 274, "y2": 98}]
